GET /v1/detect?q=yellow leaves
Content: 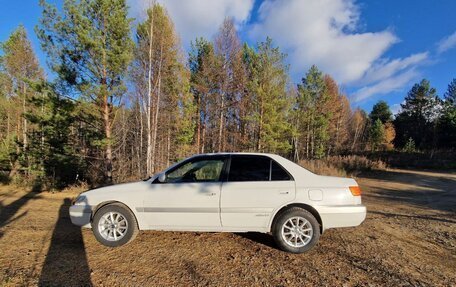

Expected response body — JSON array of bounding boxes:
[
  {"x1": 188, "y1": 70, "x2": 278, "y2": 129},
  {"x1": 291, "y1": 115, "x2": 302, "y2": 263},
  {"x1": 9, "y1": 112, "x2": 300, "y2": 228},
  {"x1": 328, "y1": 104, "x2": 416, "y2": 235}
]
[{"x1": 383, "y1": 122, "x2": 396, "y2": 150}]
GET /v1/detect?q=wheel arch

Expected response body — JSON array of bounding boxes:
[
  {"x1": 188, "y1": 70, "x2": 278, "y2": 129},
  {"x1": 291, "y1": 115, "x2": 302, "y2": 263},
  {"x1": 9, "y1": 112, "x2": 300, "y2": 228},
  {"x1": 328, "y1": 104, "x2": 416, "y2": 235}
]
[
  {"x1": 91, "y1": 200, "x2": 140, "y2": 229},
  {"x1": 269, "y1": 203, "x2": 323, "y2": 234}
]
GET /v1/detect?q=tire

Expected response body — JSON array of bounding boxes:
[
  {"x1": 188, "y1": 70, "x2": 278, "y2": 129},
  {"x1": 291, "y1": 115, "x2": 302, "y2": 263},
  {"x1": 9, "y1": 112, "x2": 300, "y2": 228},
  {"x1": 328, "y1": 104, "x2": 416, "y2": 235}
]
[
  {"x1": 92, "y1": 203, "x2": 139, "y2": 247},
  {"x1": 272, "y1": 207, "x2": 320, "y2": 253}
]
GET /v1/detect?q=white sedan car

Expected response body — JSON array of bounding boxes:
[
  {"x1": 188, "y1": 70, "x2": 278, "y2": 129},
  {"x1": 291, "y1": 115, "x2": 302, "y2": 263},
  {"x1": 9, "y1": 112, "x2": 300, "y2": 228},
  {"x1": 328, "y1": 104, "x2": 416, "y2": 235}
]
[{"x1": 70, "y1": 153, "x2": 366, "y2": 253}]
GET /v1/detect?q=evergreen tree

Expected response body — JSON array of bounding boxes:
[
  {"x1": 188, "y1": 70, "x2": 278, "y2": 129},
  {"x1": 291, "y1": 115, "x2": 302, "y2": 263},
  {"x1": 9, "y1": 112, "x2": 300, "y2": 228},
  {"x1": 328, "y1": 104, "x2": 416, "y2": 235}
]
[
  {"x1": 444, "y1": 78, "x2": 456, "y2": 104},
  {"x1": 246, "y1": 38, "x2": 291, "y2": 154},
  {"x1": 369, "y1": 119, "x2": 385, "y2": 151},
  {"x1": 297, "y1": 65, "x2": 330, "y2": 158},
  {"x1": 369, "y1": 100, "x2": 393, "y2": 124},
  {"x1": 26, "y1": 83, "x2": 83, "y2": 188},
  {"x1": 437, "y1": 78, "x2": 456, "y2": 148},
  {"x1": 394, "y1": 79, "x2": 440, "y2": 149},
  {"x1": 37, "y1": 0, "x2": 133, "y2": 183},
  {"x1": 188, "y1": 38, "x2": 220, "y2": 153}
]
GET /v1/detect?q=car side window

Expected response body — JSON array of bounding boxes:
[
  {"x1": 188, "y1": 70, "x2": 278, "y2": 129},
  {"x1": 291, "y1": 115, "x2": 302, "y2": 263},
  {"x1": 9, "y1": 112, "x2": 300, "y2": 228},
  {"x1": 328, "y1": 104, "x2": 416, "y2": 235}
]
[
  {"x1": 228, "y1": 156, "x2": 270, "y2": 181},
  {"x1": 166, "y1": 159, "x2": 225, "y2": 183},
  {"x1": 271, "y1": 160, "x2": 292, "y2": 181}
]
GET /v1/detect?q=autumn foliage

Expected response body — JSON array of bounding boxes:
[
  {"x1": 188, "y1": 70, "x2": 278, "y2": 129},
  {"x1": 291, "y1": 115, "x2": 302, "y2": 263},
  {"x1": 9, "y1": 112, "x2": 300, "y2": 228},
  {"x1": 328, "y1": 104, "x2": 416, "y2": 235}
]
[{"x1": 0, "y1": 1, "x2": 455, "y2": 187}]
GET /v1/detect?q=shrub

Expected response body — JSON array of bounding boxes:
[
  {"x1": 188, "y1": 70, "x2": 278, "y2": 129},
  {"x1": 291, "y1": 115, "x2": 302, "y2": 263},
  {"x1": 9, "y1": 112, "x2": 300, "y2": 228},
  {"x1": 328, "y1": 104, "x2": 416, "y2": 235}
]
[{"x1": 299, "y1": 155, "x2": 387, "y2": 177}]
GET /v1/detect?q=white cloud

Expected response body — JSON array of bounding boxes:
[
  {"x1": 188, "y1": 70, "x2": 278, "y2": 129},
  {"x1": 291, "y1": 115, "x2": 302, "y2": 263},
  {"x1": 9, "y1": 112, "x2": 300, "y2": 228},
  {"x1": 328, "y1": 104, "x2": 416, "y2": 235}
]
[
  {"x1": 352, "y1": 69, "x2": 419, "y2": 102},
  {"x1": 130, "y1": 0, "x2": 254, "y2": 46},
  {"x1": 437, "y1": 31, "x2": 456, "y2": 53},
  {"x1": 391, "y1": 103, "x2": 402, "y2": 116},
  {"x1": 128, "y1": 0, "x2": 429, "y2": 103},
  {"x1": 249, "y1": 0, "x2": 398, "y2": 84},
  {"x1": 358, "y1": 52, "x2": 428, "y2": 86}
]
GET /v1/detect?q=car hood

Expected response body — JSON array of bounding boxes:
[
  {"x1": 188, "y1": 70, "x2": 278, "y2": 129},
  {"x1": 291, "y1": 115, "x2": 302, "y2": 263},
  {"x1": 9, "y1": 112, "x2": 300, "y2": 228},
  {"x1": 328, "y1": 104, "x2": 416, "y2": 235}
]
[{"x1": 81, "y1": 181, "x2": 146, "y2": 198}]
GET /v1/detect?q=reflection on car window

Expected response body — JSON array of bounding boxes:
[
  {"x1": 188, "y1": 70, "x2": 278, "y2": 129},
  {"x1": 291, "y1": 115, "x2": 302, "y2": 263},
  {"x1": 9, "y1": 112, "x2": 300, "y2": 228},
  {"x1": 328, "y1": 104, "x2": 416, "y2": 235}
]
[
  {"x1": 166, "y1": 159, "x2": 224, "y2": 183},
  {"x1": 228, "y1": 156, "x2": 293, "y2": 182},
  {"x1": 228, "y1": 156, "x2": 270, "y2": 181},
  {"x1": 271, "y1": 160, "x2": 291, "y2": 181}
]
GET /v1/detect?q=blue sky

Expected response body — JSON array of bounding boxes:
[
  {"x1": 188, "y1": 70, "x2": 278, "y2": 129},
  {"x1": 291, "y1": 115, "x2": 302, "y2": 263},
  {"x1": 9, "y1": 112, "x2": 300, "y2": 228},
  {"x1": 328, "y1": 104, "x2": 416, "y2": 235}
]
[{"x1": 1, "y1": 0, "x2": 455, "y2": 114}]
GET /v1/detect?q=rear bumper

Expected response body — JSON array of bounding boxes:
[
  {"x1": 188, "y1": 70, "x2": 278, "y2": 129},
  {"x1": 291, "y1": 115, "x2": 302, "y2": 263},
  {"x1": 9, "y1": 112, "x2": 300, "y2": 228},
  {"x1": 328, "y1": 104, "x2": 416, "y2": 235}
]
[
  {"x1": 315, "y1": 205, "x2": 366, "y2": 230},
  {"x1": 69, "y1": 205, "x2": 92, "y2": 228}
]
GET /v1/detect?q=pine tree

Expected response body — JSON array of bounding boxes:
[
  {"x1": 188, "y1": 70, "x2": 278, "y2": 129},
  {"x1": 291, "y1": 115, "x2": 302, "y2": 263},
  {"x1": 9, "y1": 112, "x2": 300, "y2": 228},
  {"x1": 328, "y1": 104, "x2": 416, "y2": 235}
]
[
  {"x1": 297, "y1": 65, "x2": 330, "y2": 159},
  {"x1": 369, "y1": 100, "x2": 393, "y2": 124},
  {"x1": 246, "y1": 38, "x2": 291, "y2": 154},
  {"x1": 444, "y1": 78, "x2": 456, "y2": 104},
  {"x1": 394, "y1": 79, "x2": 440, "y2": 149},
  {"x1": 437, "y1": 78, "x2": 456, "y2": 148},
  {"x1": 369, "y1": 119, "x2": 385, "y2": 151},
  {"x1": 37, "y1": 0, "x2": 133, "y2": 183},
  {"x1": 188, "y1": 38, "x2": 219, "y2": 153},
  {"x1": 26, "y1": 82, "x2": 83, "y2": 188}
]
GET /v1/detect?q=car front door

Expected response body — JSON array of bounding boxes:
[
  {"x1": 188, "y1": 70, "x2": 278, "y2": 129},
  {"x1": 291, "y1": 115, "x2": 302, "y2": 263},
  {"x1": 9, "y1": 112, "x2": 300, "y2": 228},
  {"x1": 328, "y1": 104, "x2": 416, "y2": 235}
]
[
  {"x1": 143, "y1": 156, "x2": 227, "y2": 230},
  {"x1": 220, "y1": 155, "x2": 295, "y2": 230}
]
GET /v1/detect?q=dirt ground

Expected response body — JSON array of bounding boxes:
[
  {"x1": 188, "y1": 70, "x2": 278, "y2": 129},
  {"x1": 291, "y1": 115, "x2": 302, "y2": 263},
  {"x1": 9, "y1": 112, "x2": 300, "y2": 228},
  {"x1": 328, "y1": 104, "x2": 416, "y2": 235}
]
[{"x1": 0, "y1": 168, "x2": 455, "y2": 286}]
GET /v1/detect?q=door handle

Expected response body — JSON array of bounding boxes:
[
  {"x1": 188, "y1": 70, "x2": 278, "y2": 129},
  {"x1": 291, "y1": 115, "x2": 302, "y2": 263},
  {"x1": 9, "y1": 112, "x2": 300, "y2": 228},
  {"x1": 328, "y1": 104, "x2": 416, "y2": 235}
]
[
  {"x1": 207, "y1": 192, "x2": 217, "y2": 196},
  {"x1": 279, "y1": 191, "x2": 289, "y2": 195}
]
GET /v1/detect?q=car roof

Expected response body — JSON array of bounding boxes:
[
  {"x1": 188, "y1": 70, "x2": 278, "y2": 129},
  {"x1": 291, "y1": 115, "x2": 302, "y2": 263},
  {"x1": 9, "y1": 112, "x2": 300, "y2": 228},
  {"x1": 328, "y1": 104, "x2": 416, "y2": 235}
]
[{"x1": 192, "y1": 152, "x2": 277, "y2": 157}]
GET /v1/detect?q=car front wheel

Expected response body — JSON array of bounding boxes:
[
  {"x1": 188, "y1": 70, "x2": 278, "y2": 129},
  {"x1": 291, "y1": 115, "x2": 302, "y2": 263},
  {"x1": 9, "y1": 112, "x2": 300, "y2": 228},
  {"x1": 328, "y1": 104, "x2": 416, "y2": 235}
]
[
  {"x1": 92, "y1": 203, "x2": 138, "y2": 247},
  {"x1": 272, "y1": 207, "x2": 320, "y2": 253}
]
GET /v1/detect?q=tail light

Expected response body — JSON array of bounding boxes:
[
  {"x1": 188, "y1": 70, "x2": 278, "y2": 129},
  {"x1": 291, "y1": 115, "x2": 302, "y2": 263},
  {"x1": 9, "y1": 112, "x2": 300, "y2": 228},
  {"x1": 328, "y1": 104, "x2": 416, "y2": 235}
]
[{"x1": 349, "y1": 186, "x2": 362, "y2": 196}]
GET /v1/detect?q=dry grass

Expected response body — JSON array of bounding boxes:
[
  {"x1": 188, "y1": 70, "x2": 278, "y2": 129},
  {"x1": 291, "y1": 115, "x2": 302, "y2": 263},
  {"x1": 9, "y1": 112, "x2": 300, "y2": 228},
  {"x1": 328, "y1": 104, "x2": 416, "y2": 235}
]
[
  {"x1": 299, "y1": 155, "x2": 387, "y2": 177},
  {"x1": 1, "y1": 169, "x2": 455, "y2": 286}
]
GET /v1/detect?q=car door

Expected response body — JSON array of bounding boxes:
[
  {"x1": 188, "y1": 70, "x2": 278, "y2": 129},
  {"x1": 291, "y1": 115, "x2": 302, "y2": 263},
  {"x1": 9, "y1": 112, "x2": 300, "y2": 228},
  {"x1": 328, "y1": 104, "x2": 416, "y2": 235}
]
[
  {"x1": 220, "y1": 155, "x2": 295, "y2": 230},
  {"x1": 143, "y1": 156, "x2": 227, "y2": 230}
]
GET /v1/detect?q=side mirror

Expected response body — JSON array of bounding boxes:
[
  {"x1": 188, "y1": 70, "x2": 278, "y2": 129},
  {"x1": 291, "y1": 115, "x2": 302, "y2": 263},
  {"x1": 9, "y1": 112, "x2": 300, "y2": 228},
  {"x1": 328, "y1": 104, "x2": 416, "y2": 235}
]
[{"x1": 158, "y1": 173, "x2": 167, "y2": 183}]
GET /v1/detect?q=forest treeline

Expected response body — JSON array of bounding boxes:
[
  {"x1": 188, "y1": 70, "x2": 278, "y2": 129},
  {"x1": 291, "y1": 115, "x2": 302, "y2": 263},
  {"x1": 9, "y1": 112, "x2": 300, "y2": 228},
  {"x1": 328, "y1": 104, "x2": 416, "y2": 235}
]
[{"x1": 0, "y1": 0, "x2": 455, "y2": 188}]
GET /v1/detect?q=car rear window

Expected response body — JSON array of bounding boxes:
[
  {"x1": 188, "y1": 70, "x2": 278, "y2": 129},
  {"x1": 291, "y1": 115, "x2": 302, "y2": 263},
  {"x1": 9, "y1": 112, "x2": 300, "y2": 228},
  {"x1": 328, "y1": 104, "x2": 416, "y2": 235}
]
[
  {"x1": 271, "y1": 160, "x2": 291, "y2": 181},
  {"x1": 228, "y1": 155, "x2": 293, "y2": 182},
  {"x1": 228, "y1": 156, "x2": 270, "y2": 181}
]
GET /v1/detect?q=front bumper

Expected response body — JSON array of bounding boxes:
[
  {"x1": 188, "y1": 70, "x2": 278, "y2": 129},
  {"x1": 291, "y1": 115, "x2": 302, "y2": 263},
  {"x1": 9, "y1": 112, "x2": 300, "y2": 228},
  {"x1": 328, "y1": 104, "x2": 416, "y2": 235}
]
[
  {"x1": 315, "y1": 204, "x2": 366, "y2": 230},
  {"x1": 69, "y1": 205, "x2": 92, "y2": 228}
]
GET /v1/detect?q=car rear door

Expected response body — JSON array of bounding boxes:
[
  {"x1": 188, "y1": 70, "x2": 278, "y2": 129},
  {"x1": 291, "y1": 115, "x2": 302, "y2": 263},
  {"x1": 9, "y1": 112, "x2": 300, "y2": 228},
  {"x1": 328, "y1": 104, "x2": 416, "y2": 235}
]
[{"x1": 220, "y1": 155, "x2": 295, "y2": 230}]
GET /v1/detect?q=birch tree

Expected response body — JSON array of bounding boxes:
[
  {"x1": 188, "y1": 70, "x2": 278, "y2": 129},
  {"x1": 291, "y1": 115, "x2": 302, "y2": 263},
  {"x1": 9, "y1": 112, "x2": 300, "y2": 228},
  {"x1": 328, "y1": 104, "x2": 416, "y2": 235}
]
[{"x1": 1, "y1": 25, "x2": 43, "y2": 177}]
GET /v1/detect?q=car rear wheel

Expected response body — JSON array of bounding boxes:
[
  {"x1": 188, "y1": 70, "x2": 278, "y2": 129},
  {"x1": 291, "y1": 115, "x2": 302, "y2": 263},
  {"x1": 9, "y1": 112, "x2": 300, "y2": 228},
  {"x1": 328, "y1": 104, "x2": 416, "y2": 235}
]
[
  {"x1": 92, "y1": 203, "x2": 138, "y2": 247},
  {"x1": 272, "y1": 207, "x2": 320, "y2": 253}
]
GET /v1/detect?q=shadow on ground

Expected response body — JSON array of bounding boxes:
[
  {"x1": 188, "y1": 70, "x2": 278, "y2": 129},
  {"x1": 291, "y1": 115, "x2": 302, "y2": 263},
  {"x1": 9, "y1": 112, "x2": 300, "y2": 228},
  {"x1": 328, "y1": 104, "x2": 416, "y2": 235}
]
[
  {"x1": 0, "y1": 185, "x2": 42, "y2": 237},
  {"x1": 236, "y1": 232, "x2": 277, "y2": 249},
  {"x1": 361, "y1": 169, "x2": 456, "y2": 213},
  {"x1": 39, "y1": 198, "x2": 92, "y2": 286}
]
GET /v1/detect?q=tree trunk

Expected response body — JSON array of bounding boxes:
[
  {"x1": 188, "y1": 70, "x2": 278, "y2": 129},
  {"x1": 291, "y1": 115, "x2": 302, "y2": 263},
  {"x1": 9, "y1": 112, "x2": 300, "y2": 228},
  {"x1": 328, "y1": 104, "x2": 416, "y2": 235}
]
[
  {"x1": 22, "y1": 83, "x2": 29, "y2": 176},
  {"x1": 146, "y1": 5, "x2": 155, "y2": 176},
  {"x1": 167, "y1": 118, "x2": 171, "y2": 166},
  {"x1": 201, "y1": 124, "x2": 206, "y2": 153},
  {"x1": 103, "y1": 90, "x2": 113, "y2": 183},
  {"x1": 139, "y1": 103, "x2": 143, "y2": 177},
  {"x1": 151, "y1": 41, "x2": 163, "y2": 174},
  {"x1": 257, "y1": 98, "x2": 264, "y2": 152},
  {"x1": 196, "y1": 96, "x2": 201, "y2": 153},
  {"x1": 218, "y1": 93, "x2": 224, "y2": 152}
]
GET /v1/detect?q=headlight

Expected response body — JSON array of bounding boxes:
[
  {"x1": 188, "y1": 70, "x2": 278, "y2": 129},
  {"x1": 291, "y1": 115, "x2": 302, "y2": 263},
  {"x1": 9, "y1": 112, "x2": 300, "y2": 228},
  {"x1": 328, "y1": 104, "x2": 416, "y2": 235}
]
[{"x1": 72, "y1": 195, "x2": 87, "y2": 205}]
